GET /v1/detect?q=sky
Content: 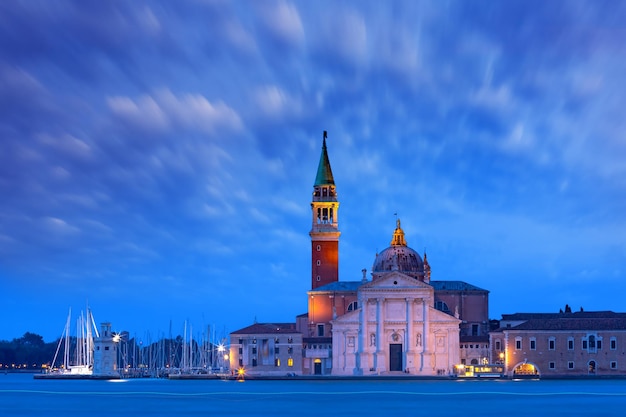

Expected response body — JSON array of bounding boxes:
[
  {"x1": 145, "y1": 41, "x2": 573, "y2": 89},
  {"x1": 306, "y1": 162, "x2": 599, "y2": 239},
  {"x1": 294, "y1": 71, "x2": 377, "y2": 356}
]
[{"x1": 1, "y1": 0, "x2": 625, "y2": 343}]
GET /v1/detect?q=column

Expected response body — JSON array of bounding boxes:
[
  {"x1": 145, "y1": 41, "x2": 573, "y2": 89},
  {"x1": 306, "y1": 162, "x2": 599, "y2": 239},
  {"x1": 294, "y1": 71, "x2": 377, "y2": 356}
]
[
  {"x1": 354, "y1": 293, "x2": 366, "y2": 375},
  {"x1": 375, "y1": 297, "x2": 386, "y2": 372},
  {"x1": 420, "y1": 298, "x2": 432, "y2": 373},
  {"x1": 405, "y1": 298, "x2": 415, "y2": 373}
]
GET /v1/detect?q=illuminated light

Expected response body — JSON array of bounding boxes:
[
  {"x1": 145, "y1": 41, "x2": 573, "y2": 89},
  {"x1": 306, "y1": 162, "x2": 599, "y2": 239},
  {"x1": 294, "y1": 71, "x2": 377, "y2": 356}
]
[
  {"x1": 223, "y1": 354, "x2": 229, "y2": 361},
  {"x1": 236, "y1": 366, "x2": 246, "y2": 381},
  {"x1": 217, "y1": 344, "x2": 225, "y2": 353}
]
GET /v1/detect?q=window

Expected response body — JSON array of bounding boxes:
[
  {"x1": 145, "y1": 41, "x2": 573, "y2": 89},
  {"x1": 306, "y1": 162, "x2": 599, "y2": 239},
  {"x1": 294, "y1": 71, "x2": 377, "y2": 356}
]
[
  {"x1": 288, "y1": 346, "x2": 293, "y2": 354},
  {"x1": 515, "y1": 338, "x2": 522, "y2": 350},
  {"x1": 611, "y1": 337, "x2": 617, "y2": 350},
  {"x1": 611, "y1": 361, "x2": 617, "y2": 369},
  {"x1": 568, "y1": 338, "x2": 574, "y2": 350},
  {"x1": 549, "y1": 362, "x2": 555, "y2": 369},
  {"x1": 317, "y1": 245, "x2": 321, "y2": 251},
  {"x1": 275, "y1": 358, "x2": 280, "y2": 367},
  {"x1": 434, "y1": 301, "x2": 450, "y2": 314},
  {"x1": 530, "y1": 338, "x2": 536, "y2": 350},
  {"x1": 317, "y1": 260, "x2": 321, "y2": 266},
  {"x1": 549, "y1": 337, "x2": 555, "y2": 350},
  {"x1": 347, "y1": 301, "x2": 359, "y2": 311},
  {"x1": 252, "y1": 358, "x2": 257, "y2": 367},
  {"x1": 288, "y1": 337, "x2": 293, "y2": 343},
  {"x1": 288, "y1": 358, "x2": 294, "y2": 367},
  {"x1": 568, "y1": 361, "x2": 574, "y2": 370},
  {"x1": 582, "y1": 335, "x2": 600, "y2": 353},
  {"x1": 252, "y1": 347, "x2": 257, "y2": 355},
  {"x1": 238, "y1": 347, "x2": 242, "y2": 354},
  {"x1": 495, "y1": 340, "x2": 501, "y2": 351},
  {"x1": 238, "y1": 338, "x2": 243, "y2": 344},
  {"x1": 472, "y1": 324, "x2": 479, "y2": 336},
  {"x1": 316, "y1": 276, "x2": 321, "y2": 282},
  {"x1": 239, "y1": 358, "x2": 243, "y2": 367},
  {"x1": 274, "y1": 347, "x2": 279, "y2": 354},
  {"x1": 105, "y1": 346, "x2": 109, "y2": 351},
  {"x1": 317, "y1": 324, "x2": 324, "y2": 337}
]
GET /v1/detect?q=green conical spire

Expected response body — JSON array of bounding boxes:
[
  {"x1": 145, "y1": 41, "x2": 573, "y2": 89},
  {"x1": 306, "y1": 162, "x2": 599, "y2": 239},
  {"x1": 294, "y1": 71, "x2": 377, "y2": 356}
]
[{"x1": 314, "y1": 131, "x2": 335, "y2": 186}]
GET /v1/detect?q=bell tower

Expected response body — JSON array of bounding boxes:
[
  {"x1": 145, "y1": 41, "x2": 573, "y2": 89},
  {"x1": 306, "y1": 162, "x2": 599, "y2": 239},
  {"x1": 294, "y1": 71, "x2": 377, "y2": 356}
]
[{"x1": 310, "y1": 131, "x2": 340, "y2": 290}]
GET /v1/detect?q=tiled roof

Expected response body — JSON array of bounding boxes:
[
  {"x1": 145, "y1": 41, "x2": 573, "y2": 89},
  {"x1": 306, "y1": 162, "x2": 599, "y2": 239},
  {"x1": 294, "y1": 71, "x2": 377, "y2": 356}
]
[
  {"x1": 230, "y1": 322, "x2": 298, "y2": 335},
  {"x1": 430, "y1": 280, "x2": 488, "y2": 292},
  {"x1": 509, "y1": 317, "x2": 626, "y2": 331},
  {"x1": 501, "y1": 311, "x2": 626, "y2": 321},
  {"x1": 310, "y1": 280, "x2": 488, "y2": 293},
  {"x1": 310, "y1": 281, "x2": 362, "y2": 292}
]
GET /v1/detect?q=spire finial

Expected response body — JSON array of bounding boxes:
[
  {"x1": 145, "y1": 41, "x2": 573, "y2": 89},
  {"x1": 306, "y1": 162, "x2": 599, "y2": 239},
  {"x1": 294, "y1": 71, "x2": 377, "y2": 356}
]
[
  {"x1": 390, "y1": 218, "x2": 407, "y2": 246},
  {"x1": 314, "y1": 130, "x2": 335, "y2": 186}
]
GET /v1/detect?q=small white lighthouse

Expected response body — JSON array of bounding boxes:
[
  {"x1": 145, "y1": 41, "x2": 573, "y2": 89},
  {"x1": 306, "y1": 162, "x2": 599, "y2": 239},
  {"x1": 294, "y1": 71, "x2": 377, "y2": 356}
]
[{"x1": 92, "y1": 322, "x2": 119, "y2": 378}]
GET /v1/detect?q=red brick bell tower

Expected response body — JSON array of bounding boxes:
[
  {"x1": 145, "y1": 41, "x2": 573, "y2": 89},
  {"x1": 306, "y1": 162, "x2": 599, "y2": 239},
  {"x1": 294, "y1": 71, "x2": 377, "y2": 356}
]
[{"x1": 310, "y1": 131, "x2": 340, "y2": 290}]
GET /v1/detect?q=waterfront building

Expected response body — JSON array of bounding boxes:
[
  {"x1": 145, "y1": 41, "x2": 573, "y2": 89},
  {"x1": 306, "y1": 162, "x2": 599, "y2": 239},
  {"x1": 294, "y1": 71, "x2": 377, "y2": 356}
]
[
  {"x1": 230, "y1": 132, "x2": 490, "y2": 376},
  {"x1": 229, "y1": 323, "x2": 303, "y2": 377},
  {"x1": 92, "y1": 322, "x2": 119, "y2": 377},
  {"x1": 490, "y1": 310, "x2": 626, "y2": 377},
  {"x1": 329, "y1": 221, "x2": 461, "y2": 376}
]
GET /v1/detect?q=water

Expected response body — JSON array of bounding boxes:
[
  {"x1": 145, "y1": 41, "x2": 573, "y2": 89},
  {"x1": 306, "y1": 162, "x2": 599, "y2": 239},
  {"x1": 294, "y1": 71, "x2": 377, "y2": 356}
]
[{"x1": 2, "y1": 373, "x2": 626, "y2": 416}]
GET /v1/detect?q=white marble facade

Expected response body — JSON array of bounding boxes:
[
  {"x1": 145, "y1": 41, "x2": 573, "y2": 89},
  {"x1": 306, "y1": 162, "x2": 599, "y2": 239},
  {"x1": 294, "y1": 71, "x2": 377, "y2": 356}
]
[{"x1": 331, "y1": 272, "x2": 460, "y2": 376}]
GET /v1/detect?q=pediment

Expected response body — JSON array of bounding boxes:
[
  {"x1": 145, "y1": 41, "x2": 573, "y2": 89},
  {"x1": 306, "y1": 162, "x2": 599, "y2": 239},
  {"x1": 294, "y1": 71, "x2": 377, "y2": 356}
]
[
  {"x1": 360, "y1": 271, "x2": 432, "y2": 291},
  {"x1": 332, "y1": 308, "x2": 360, "y2": 325}
]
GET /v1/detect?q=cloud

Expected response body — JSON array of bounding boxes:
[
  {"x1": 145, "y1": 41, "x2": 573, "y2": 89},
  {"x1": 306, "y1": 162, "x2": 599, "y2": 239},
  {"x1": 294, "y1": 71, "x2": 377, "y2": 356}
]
[
  {"x1": 253, "y1": 85, "x2": 303, "y2": 120},
  {"x1": 256, "y1": 1, "x2": 304, "y2": 49},
  {"x1": 107, "y1": 89, "x2": 242, "y2": 134}
]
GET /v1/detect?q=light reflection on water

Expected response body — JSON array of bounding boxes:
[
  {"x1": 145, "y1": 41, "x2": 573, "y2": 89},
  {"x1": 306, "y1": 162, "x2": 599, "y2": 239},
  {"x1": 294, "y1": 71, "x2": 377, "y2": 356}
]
[{"x1": 2, "y1": 373, "x2": 626, "y2": 416}]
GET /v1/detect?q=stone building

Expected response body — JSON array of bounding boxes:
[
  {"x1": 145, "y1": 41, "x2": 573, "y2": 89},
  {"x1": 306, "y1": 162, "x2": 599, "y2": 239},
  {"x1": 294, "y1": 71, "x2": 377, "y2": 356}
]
[
  {"x1": 92, "y1": 322, "x2": 119, "y2": 377},
  {"x1": 230, "y1": 132, "x2": 490, "y2": 376},
  {"x1": 330, "y1": 225, "x2": 462, "y2": 375},
  {"x1": 490, "y1": 310, "x2": 626, "y2": 377},
  {"x1": 229, "y1": 323, "x2": 303, "y2": 377}
]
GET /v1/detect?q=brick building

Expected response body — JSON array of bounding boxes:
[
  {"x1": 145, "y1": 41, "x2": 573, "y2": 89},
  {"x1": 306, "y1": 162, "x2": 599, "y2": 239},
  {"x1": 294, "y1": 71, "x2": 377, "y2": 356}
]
[
  {"x1": 230, "y1": 132, "x2": 490, "y2": 377},
  {"x1": 490, "y1": 310, "x2": 626, "y2": 377}
]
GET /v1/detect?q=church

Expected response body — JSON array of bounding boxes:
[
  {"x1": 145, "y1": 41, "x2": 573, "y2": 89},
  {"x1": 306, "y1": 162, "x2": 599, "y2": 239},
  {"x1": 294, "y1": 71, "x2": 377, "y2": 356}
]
[{"x1": 230, "y1": 132, "x2": 490, "y2": 377}]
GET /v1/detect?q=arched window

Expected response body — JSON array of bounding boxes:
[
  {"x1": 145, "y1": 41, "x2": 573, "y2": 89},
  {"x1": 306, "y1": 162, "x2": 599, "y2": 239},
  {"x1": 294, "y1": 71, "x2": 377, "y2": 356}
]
[
  {"x1": 347, "y1": 301, "x2": 358, "y2": 311},
  {"x1": 588, "y1": 360, "x2": 596, "y2": 374},
  {"x1": 434, "y1": 300, "x2": 450, "y2": 314}
]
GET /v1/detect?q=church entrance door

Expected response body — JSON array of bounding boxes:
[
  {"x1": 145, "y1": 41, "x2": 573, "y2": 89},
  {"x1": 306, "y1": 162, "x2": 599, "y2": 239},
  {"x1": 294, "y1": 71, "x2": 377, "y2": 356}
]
[
  {"x1": 389, "y1": 344, "x2": 403, "y2": 371},
  {"x1": 314, "y1": 359, "x2": 322, "y2": 375}
]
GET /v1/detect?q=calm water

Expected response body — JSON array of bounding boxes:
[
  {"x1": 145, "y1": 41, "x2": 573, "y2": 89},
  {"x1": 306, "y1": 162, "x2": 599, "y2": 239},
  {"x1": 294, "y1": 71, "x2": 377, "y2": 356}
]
[{"x1": 2, "y1": 373, "x2": 626, "y2": 416}]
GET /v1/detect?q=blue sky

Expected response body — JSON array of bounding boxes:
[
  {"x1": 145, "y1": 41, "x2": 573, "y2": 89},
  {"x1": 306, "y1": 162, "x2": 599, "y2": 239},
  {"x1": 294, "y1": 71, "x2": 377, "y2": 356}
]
[{"x1": 1, "y1": 0, "x2": 625, "y2": 342}]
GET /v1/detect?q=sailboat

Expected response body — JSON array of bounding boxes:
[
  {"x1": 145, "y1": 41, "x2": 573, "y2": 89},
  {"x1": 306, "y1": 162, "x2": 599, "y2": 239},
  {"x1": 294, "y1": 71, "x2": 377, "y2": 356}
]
[{"x1": 35, "y1": 306, "x2": 109, "y2": 379}]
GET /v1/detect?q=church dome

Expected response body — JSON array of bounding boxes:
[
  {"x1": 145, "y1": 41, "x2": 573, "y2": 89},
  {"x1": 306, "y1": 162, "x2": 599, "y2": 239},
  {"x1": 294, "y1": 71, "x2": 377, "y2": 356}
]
[{"x1": 371, "y1": 219, "x2": 426, "y2": 281}]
